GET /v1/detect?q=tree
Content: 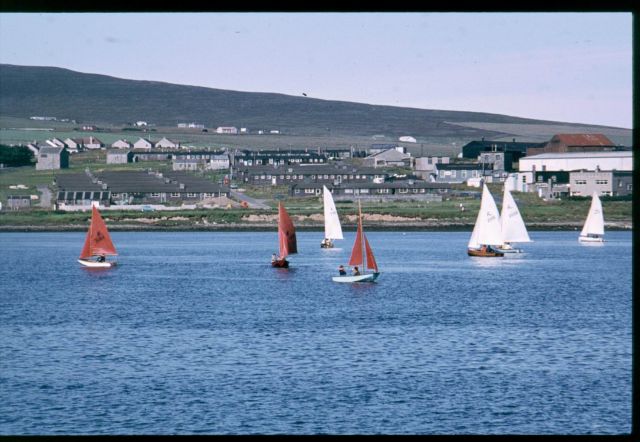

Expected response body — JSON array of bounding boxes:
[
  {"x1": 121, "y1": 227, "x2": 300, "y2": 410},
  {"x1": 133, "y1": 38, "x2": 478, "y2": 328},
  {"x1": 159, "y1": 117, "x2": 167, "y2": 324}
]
[{"x1": 0, "y1": 145, "x2": 35, "y2": 167}]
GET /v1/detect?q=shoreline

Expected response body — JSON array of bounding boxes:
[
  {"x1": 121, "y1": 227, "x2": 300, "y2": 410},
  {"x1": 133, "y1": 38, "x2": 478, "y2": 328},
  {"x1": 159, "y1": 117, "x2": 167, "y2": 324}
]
[{"x1": 0, "y1": 221, "x2": 632, "y2": 232}]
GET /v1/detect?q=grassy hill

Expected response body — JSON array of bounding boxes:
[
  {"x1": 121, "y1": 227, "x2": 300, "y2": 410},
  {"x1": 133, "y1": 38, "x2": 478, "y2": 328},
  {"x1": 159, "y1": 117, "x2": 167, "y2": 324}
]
[{"x1": 1, "y1": 64, "x2": 629, "y2": 145}]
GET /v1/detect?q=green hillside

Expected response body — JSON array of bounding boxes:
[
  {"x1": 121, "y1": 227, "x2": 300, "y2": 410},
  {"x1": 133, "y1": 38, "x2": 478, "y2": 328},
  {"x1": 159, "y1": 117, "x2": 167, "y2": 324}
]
[{"x1": 1, "y1": 64, "x2": 624, "y2": 141}]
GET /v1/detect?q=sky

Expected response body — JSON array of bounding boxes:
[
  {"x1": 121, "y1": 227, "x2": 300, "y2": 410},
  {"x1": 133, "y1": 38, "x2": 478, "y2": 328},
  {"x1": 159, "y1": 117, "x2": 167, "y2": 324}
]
[{"x1": 0, "y1": 12, "x2": 633, "y2": 128}]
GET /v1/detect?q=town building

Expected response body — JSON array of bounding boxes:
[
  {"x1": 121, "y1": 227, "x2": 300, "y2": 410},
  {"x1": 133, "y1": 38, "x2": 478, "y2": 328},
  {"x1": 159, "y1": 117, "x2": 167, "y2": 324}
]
[
  {"x1": 413, "y1": 156, "x2": 450, "y2": 179},
  {"x1": 235, "y1": 164, "x2": 388, "y2": 187},
  {"x1": 6, "y1": 195, "x2": 32, "y2": 210},
  {"x1": 106, "y1": 150, "x2": 134, "y2": 164},
  {"x1": 36, "y1": 146, "x2": 69, "y2": 170},
  {"x1": 55, "y1": 170, "x2": 229, "y2": 207},
  {"x1": 362, "y1": 148, "x2": 411, "y2": 168},
  {"x1": 569, "y1": 170, "x2": 633, "y2": 197},
  {"x1": 231, "y1": 149, "x2": 328, "y2": 167},
  {"x1": 432, "y1": 163, "x2": 485, "y2": 184},
  {"x1": 133, "y1": 138, "x2": 154, "y2": 149},
  {"x1": 216, "y1": 126, "x2": 238, "y2": 134},
  {"x1": 112, "y1": 139, "x2": 133, "y2": 149},
  {"x1": 154, "y1": 137, "x2": 181, "y2": 149},
  {"x1": 526, "y1": 133, "x2": 620, "y2": 156},
  {"x1": 517, "y1": 151, "x2": 633, "y2": 189},
  {"x1": 290, "y1": 181, "x2": 451, "y2": 201}
]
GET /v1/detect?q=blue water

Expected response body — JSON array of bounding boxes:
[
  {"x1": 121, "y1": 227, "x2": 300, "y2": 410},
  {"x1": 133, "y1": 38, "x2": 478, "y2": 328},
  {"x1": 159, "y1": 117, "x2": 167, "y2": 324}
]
[{"x1": 0, "y1": 231, "x2": 632, "y2": 435}]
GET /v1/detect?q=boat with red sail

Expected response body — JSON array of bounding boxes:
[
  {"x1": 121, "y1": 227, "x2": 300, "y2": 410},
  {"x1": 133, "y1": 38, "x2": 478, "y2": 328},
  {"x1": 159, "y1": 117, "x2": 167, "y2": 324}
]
[
  {"x1": 78, "y1": 204, "x2": 118, "y2": 268},
  {"x1": 332, "y1": 201, "x2": 380, "y2": 283},
  {"x1": 271, "y1": 202, "x2": 297, "y2": 268}
]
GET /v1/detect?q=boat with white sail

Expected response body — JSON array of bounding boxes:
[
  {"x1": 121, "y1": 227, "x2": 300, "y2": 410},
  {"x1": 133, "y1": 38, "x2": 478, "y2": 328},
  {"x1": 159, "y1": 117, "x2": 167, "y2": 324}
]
[
  {"x1": 320, "y1": 185, "x2": 343, "y2": 248},
  {"x1": 496, "y1": 186, "x2": 531, "y2": 253},
  {"x1": 467, "y1": 184, "x2": 504, "y2": 257},
  {"x1": 579, "y1": 192, "x2": 605, "y2": 242}
]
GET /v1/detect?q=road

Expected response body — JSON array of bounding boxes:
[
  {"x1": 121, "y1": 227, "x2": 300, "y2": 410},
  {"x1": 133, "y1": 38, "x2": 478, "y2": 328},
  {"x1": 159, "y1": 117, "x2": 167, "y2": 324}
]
[{"x1": 229, "y1": 190, "x2": 271, "y2": 209}]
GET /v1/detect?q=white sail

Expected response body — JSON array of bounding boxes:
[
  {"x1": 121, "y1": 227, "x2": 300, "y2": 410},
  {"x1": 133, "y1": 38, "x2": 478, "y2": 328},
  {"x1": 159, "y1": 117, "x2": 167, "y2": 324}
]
[
  {"x1": 580, "y1": 192, "x2": 605, "y2": 237},
  {"x1": 500, "y1": 187, "x2": 531, "y2": 243},
  {"x1": 468, "y1": 184, "x2": 503, "y2": 248},
  {"x1": 323, "y1": 185, "x2": 344, "y2": 240}
]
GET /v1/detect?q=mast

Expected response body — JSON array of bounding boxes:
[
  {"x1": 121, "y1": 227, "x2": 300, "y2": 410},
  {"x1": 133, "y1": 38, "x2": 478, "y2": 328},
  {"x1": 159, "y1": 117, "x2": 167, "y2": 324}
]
[{"x1": 360, "y1": 202, "x2": 364, "y2": 272}]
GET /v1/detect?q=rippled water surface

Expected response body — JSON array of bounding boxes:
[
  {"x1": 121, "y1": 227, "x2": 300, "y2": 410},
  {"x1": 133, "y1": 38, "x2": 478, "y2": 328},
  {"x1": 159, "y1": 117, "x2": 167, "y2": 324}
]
[{"x1": 0, "y1": 231, "x2": 632, "y2": 435}]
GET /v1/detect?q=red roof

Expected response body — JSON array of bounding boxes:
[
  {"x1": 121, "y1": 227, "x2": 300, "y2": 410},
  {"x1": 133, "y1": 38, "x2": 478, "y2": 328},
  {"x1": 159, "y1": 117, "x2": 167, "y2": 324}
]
[{"x1": 550, "y1": 134, "x2": 614, "y2": 146}]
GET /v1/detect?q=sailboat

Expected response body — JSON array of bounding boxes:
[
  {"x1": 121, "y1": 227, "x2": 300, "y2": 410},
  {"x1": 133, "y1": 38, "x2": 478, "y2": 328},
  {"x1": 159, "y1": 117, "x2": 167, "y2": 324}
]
[
  {"x1": 320, "y1": 185, "x2": 343, "y2": 248},
  {"x1": 332, "y1": 201, "x2": 380, "y2": 283},
  {"x1": 496, "y1": 186, "x2": 532, "y2": 253},
  {"x1": 271, "y1": 202, "x2": 297, "y2": 267},
  {"x1": 78, "y1": 204, "x2": 118, "y2": 268},
  {"x1": 579, "y1": 192, "x2": 605, "y2": 242},
  {"x1": 467, "y1": 184, "x2": 504, "y2": 257}
]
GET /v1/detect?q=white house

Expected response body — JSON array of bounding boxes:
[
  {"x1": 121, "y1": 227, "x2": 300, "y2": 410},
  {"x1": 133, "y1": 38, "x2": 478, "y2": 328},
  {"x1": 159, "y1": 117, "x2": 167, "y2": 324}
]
[
  {"x1": 216, "y1": 126, "x2": 238, "y2": 134},
  {"x1": 154, "y1": 137, "x2": 180, "y2": 149},
  {"x1": 209, "y1": 154, "x2": 230, "y2": 170},
  {"x1": 133, "y1": 138, "x2": 154, "y2": 149},
  {"x1": 363, "y1": 148, "x2": 411, "y2": 168},
  {"x1": 112, "y1": 139, "x2": 133, "y2": 149},
  {"x1": 46, "y1": 138, "x2": 67, "y2": 148},
  {"x1": 518, "y1": 151, "x2": 633, "y2": 189}
]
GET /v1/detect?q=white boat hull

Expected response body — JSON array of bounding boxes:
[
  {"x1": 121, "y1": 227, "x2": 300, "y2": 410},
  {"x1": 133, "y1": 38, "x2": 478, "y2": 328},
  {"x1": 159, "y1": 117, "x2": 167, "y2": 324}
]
[
  {"x1": 496, "y1": 246, "x2": 523, "y2": 253},
  {"x1": 78, "y1": 259, "x2": 116, "y2": 268},
  {"x1": 579, "y1": 236, "x2": 604, "y2": 243},
  {"x1": 332, "y1": 272, "x2": 380, "y2": 283}
]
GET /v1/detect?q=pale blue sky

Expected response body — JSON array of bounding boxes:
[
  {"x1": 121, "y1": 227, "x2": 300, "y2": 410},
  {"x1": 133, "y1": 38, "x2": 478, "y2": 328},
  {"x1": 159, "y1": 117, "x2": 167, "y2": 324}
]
[{"x1": 0, "y1": 12, "x2": 633, "y2": 128}]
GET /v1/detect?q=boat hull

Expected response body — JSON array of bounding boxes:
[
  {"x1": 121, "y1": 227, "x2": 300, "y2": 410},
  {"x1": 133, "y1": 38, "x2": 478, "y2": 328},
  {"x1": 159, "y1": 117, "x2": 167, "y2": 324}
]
[
  {"x1": 78, "y1": 259, "x2": 116, "y2": 268},
  {"x1": 332, "y1": 272, "x2": 380, "y2": 283},
  {"x1": 579, "y1": 235, "x2": 604, "y2": 243},
  {"x1": 271, "y1": 258, "x2": 289, "y2": 268},
  {"x1": 320, "y1": 243, "x2": 334, "y2": 248},
  {"x1": 467, "y1": 248, "x2": 504, "y2": 257},
  {"x1": 495, "y1": 246, "x2": 522, "y2": 253}
]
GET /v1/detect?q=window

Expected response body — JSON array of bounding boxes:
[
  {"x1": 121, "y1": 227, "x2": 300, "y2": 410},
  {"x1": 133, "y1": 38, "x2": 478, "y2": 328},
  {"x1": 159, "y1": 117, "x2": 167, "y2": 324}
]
[
  {"x1": 170, "y1": 192, "x2": 180, "y2": 197},
  {"x1": 187, "y1": 192, "x2": 197, "y2": 197},
  {"x1": 399, "y1": 188, "x2": 408, "y2": 193},
  {"x1": 294, "y1": 188, "x2": 300, "y2": 194},
  {"x1": 150, "y1": 193, "x2": 160, "y2": 198},
  {"x1": 345, "y1": 189, "x2": 353, "y2": 194},
  {"x1": 522, "y1": 175, "x2": 527, "y2": 183},
  {"x1": 537, "y1": 176, "x2": 543, "y2": 182},
  {"x1": 595, "y1": 180, "x2": 609, "y2": 185},
  {"x1": 575, "y1": 180, "x2": 587, "y2": 185},
  {"x1": 304, "y1": 188, "x2": 315, "y2": 194},
  {"x1": 461, "y1": 170, "x2": 467, "y2": 178}
]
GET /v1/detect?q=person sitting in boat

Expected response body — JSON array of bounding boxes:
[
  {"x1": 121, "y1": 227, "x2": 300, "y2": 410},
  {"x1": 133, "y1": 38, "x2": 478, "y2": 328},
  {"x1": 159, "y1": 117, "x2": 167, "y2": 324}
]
[
  {"x1": 271, "y1": 253, "x2": 277, "y2": 263},
  {"x1": 338, "y1": 265, "x2": 346, "y2": 276},
  {"x1": 97, "y1": 255, "x2": 106, "y2": 262},
  {"x1": 352, "y1": 266, "x2": 360, "y2": 276}
]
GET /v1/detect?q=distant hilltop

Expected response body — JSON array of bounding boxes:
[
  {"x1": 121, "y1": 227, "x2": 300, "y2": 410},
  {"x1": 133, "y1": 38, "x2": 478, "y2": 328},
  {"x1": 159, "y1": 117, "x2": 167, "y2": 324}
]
[{"x1": 0, "y1": 64, "x2": 630, "y2": 142}]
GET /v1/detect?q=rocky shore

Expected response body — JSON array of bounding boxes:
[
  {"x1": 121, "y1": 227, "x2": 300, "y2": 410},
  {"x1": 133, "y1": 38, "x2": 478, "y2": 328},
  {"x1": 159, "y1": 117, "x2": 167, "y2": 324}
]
[{"x1": 0, "y1": 220, "x2": 632, "y2": 232}]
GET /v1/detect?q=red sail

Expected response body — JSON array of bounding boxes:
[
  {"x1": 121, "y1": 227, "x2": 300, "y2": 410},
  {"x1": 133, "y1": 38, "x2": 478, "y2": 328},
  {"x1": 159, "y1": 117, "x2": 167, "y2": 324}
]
[
  {"x1": 79, "y1": 206, "x2": 117, "y2": 259},
  {"x1": 364, "y1": 234, "x2": 378, "y2": 272},
  {"x1": 278, "y1": 203, "x2": 297, "y2": 258}
]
